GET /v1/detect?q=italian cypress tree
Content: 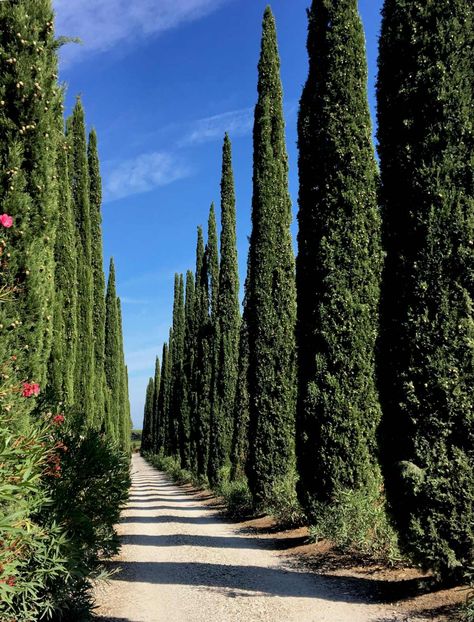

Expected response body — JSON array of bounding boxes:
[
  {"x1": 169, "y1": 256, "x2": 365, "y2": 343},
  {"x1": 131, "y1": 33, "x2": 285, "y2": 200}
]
[
  {"x1": 142, "y1": 377, "x2": 154, "y2": 453},
  {"x1": 245, "y1": 7, "x2": 297, "y2": 507},
  {"x1": 230, "y1": 314, "x2": 250, "y2": 481},
  {"x1": 151, "y1": 355, "x2": 161, "y2": 453},
  {"x1": 69, "y1": 99, "x2": 95, "y2": 426},
  {"x1": 190, "y1": 227, "x2": 207, "y2": 474},
  {"x1": 169, "y1": 274, "x2": 185, "y2": 456},
  {"x1": 117, "y1": 297, "x2": 131, "y2": 451},
  {"x1": 206, "y1": 203, "x2": 223, "y2": 487},
  {"x1": 295, "y1": 0, "x2": 383, "y2": 519},
  {"x1": 48, "y1": 135, "x2": 77, "y2": 408},
  {"x1": 209, "y1": 137, "x2": 240, "y2": 486},
  {"x1": 377, "y1": 0, "x2": 474, "y2": 577},
  {"x1": 104, "y1": 258, "x2": 120, "y2": 441},
  {"x1": 0, "y1": 0, "x2": 61, "y2": 389},
  {"x1": 194, "y1": 226, "x2": 212, "y2": 477},
  {"x1": 160, "y1": 328, "x2": 174, "y2": 455},
  {"x1": 88, "y1": 129, "x2": 107, "y2": 428},
  {"x1": 156, "y1": 342, "x2": 169, "y2": 453},
  {"x1": 180, "y1": 270, "x2": 195, "y2": 468}
]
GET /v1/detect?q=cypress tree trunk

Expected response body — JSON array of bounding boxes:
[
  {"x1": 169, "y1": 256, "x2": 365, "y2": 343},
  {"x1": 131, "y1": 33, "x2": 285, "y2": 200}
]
[
  {"x1": 104, "y1": 258, "x2": 120, "y2": 441},
  {"x1": 142, "y1": 377, "x2": 154, "y2": 453},
  {"x1": 377, "y1": 0, "x2": 474, "y2": 578},
  {"x1": 209, "y1": 135, "x2": 241, "y2": 487},
  {"x1": 69, "y1": 99, "x2": 95, "y2": 427},
  {"x1": 169, "y1": 274, "x2": 185, "y2": 457},
  {"x1": 245, "y1": 7, "x2": 297, "y2": 508},
  {"x1": 0, "y1": 0, "x2": 61, "y2": 389},
  {"x1": 48, "y1": 135, "x2": 77, "y2": 408},
  {"x1": 295, "y1": 0, "x2": 383, "y2": 519},
  {"x1": 88, "y1": 129, "x2": 107, "y2": 428},
  {"x1": 156, "y1": 342, "x2": 169, "y2": 453}
]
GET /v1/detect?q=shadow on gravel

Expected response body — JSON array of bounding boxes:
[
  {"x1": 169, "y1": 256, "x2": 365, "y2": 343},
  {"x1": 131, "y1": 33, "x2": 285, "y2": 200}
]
[
  {"x1": 120, "y1": 533, "x2": 306, "y2": 551},
  {"x1": 104, "y1": 560, "x2": 456, "y2": 607},
  {"x1": 102, "y1": 560, "x2": 393, "y2": 604},
  {"x1": 125, "y1": 504, "x2": 206, "y2": 511},
  {"x1": 119, "y1": 514, "x2": 243, "y2": 525}
]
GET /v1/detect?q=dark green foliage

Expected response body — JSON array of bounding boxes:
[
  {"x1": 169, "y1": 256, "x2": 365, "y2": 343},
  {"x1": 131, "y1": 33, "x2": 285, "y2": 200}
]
[
  {"x1": 0, "y1": 0, "x2": 61, "y2": 387},
  {"x1": 295, "y1": 0, "x2": 383, "y2": 519},
  {"x1": 48, "y1": 136, "x2": 77, "y2": 409},
  {"x1": 69, "y1": 99, "x2": 95, "y2": 427},
  {"x1": 208, "y1": 135, "x2": 240, "y2": 487},
  {"x1": 88, "y1": 129, "x2": 107, "y2": 428},
  {"x1": 230, "y1": 315, "x2": 250, "y2": 481},
  {"x1": 169, "y1": 274, "x2": 185, "y2": 456},
  {"x1": 244, "y1": 7, "x2": 297, "y2": 508},
  {"x1": 45, "y1": 425, "x2": 131, "y2": 618},
  {"x1": 377, "y1": 0, "x2": 474, "y2": 578},
  {"x1": 104, "y1": 258, "x2": 120, "y2": 441},
  {"x1": 142, "y1": 376, "x2": 154, "y2": 452}
]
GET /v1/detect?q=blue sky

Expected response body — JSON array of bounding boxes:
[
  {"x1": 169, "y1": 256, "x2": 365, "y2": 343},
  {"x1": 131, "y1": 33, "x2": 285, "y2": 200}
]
[{"x1": 54, "y1": 0, "x2": 384, "y2": 428}]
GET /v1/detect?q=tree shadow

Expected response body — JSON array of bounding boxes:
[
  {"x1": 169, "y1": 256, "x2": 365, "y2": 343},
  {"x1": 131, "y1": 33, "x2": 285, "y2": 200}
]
[
  {"x1": 125, "y1": 504, "x2": 206, "y2": 511},
  {"x1": 119, "y1": 514, "x2": 242, "y2": 525},
  {"x1": 120, "y1": 533, "x2": 306, "y2": 551}
]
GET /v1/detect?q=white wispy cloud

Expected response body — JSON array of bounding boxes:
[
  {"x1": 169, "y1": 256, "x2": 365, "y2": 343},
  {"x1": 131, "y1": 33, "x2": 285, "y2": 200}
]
[
  {"x1": 54, "y1": 0, "x2": 229, "y2": 65},
  {"x1": 103, "y1": 151, "x2": 192, "y2": 202},
  {"x1": 121, "y1": 297, "x2": 150, "y2": 306},
  {"x1": 180, "y1": 107, "x2": 253, "y2": 146},
  {"x1": 126, "y1": 346, "x2": 161, "y2": 374}
]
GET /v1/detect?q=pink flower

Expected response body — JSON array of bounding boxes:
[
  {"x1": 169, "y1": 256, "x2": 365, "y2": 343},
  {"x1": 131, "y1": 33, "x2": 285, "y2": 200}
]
[
  {"x1": 0, "y1": 214, "x2": 13, "y2": 228},
  {"x1": 53, "y1": 414, "x2": 65, "y2": 425},
  {"x1": 22, "y1": 382, "x2": 40, "y2": 398}
]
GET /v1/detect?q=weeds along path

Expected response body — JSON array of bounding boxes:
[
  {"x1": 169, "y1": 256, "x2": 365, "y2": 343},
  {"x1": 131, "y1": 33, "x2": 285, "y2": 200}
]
[{"x1": 94, "y1": 454, "x2": 397, "y2": 622}]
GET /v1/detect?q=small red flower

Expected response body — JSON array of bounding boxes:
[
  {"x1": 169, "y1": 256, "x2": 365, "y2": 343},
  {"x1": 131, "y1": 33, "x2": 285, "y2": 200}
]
[
  {"x1": 0, "y1": 214, "x2": 13, "y2": 228},
  {"x1": 7, "y1": 577, "x2": 15, "y2": 587},
  {"x1": 22, "y1": 382, "x2": 40, "y2": 398},
  {"x1": 53, "y1": 414, "x2": 65, "y2": 425}
]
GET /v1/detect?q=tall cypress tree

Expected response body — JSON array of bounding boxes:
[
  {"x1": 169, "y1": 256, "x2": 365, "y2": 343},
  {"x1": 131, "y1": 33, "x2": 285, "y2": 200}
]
[
  {"x1": 244, "y1": 7, "x2": 297, "y2": 507},
  {"x1": 162, "y1": 328, "x2": 174, "y2": 455},
  {"x1": 69, "y1": 99, "x2": 95, "y2": 427},
  {"x1": 0, "y1": 0, "x2": 61, "y2": 390},
  {"x1": 104, "y1": 258, "x2": 120, "y2": 441},
  {"x1": 142, "y1": 377, "x2": 154, "y2": 453},
  {"x1": 295, "y1": 0, "x2": 383, "y2": 518},
  {"x1": 180, "y1": 270, "x2": 195, "y2": 468},
  {"x1": 194, "y1": 226, "x2": 212, "y2": 477},
  {"x1": 377, "y1": 0, "x2": 474, "y2": 577},
  {"x1": 151, "y1": 355, "x2": 161, "y2": 453},
  {"x1": 88, "y1": 129, "x2": 107, "y2": 428},
  {"x1": 190, "y1": 227, "x2": 207, "y2": 474},
  {"x1": 169, "y1": 274, "x2": 185, "y2": 456},
  {"x1": 156, "y1": 342, "x2": 169, "y2": 453},
  {"x1": 230, "y1": 314, "x2": 250, "y2": 481},
  {"x1": 48, "y1": 135, "x2": 77, "y2": 408},
  {"x1": 209, "y1": 137, "x2": 240, "y2": 486},
  {"x1": 117, "y1": 297, "x2": 130, "y2": 451}
]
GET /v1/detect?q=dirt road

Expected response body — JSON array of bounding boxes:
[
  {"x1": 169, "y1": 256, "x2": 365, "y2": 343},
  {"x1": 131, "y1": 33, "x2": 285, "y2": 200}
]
[{"x1": 93, "y1": 454, "x2": 408, "y2": 622}]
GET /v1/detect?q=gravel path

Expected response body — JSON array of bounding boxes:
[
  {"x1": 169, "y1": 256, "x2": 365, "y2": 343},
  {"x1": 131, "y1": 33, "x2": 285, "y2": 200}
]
[{"x1": 93, "y1": 454, "x2": 398, "y2": 622}]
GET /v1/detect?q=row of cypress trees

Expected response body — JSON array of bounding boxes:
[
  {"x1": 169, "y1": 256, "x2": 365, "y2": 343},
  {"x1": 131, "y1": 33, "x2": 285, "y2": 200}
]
[
  {"x1": 143, "y1": 0, "x2": 473, "y2": 580},
  {"x1": 0, "y1": 0, "x2": 131, "y2": 447}
]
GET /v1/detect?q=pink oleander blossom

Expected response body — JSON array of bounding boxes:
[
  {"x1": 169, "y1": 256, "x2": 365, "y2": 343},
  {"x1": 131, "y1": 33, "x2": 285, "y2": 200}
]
[{"x1": 0, "y1": 214, "x2": 13, "y2": 228}]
